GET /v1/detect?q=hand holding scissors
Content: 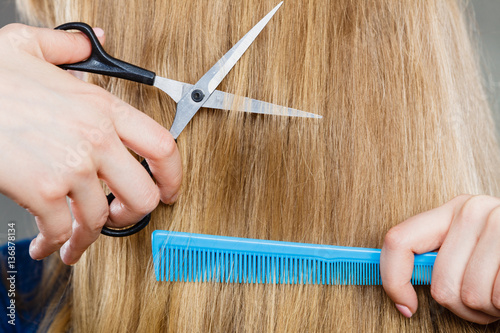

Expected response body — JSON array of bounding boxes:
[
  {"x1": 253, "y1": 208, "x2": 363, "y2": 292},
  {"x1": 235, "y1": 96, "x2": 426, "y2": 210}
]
[
  {"x1": 0, "y1": 2, "x2": 320, "y2": 265},
  {"x1": 0, "y1": 24, "x2": 181, "y2": 264},
  {"x1": 55, "y1": 2, "x2": 320, "y2": 237}
]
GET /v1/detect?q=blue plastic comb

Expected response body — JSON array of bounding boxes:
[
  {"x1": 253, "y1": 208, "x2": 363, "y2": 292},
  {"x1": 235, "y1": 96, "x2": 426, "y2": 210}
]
[{"x1": 152, "y1": 230, "x2": 437, "y2": 285}]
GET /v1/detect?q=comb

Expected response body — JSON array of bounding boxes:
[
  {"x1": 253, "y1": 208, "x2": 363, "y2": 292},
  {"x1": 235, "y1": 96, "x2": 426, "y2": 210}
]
[{"x1": 152, "y1": 230, "x2": 437, "y2": 285}]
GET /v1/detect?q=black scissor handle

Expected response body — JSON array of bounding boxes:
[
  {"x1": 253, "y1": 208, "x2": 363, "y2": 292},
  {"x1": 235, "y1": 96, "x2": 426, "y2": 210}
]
[
  {"x1": 101, "y1": 159, "x2": 153, "y2": 237},
  {"x1": 55, "y1": 22, "x2": 156, "y2": 85}
]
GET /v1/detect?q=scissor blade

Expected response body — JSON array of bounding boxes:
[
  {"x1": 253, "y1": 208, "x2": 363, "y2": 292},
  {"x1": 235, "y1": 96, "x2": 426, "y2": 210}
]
[
  {"x1": 169, "y1": 2, "x2": 283, "y2": 139},
  {"x1": 153, "y1": 76, "x2": 184, "y2": 103},
  {"x1": 204, "y1": 90, "x2": 322, "y2": 119},
  {"x1": 204, "y1": 1, "x2": 283, "y2": 94},
  {"x1": 154, "y1": 76, "x2": 322, "y2": 118}
]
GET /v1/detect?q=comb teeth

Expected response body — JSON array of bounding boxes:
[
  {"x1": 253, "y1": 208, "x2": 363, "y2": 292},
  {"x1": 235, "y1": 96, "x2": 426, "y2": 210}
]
[{"x1": 152, "y1": 231, "x2": 436, "y2": 285}]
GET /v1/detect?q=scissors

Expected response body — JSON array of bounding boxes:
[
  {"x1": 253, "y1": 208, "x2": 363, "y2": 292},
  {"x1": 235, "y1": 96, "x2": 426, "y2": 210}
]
[{"x1": 55, "y1": 2, "x2": 321, "y2": 237}]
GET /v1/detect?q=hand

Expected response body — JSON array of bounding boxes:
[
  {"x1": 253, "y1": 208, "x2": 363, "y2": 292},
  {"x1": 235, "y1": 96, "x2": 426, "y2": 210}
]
[
  {"x1": 0, "y1": 24, "x2": 182, "y2": 265},
  {"x1": 381, "y1": 194, "x2": 500, "y2": 324}
]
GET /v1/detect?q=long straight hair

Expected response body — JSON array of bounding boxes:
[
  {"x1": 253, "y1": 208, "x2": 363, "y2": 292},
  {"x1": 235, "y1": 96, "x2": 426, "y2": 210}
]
[{"x1": 17, "y1": 0, "x2": 500, "y2": 331}]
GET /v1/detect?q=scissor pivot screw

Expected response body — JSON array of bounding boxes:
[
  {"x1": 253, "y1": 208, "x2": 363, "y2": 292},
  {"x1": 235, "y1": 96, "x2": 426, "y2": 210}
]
[{"x1": 191, "y1": 90, "x2": 205, "y2": 102}]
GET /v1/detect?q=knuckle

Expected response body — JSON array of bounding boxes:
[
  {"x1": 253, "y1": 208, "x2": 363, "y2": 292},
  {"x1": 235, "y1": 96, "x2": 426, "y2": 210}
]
[
  {"x1": 431, "y1": 282, "x2": 458, "y2": 308},
  {"x1": 383, "y1": 226, "x2": 407, "y2": 252},
  {"x1": 458, "y1": 195, "x2": 492, "y2": 223},
  {"x1": 461, "y1": 287, "x2": 484, "y2": 311},
  {"x1": 71, "y1": 158, "x2": 95, "y2": 178},
  {"x1": 152, "y1": 131, "x2": 177, "y2": 160},
  {"x1": 87, "y1": 219, "x2": 107, "y2": 233},
  {"x1": 86, "y1": 208, "x2": 110, "y2": 232},
  {"x1": 70, "y1": 114, "x2": 117, "y2": 154},
  {"x1": 92, "y1": 131, "x2": 117, "y2": 154},
  {"x1": 38, "y1": 179, "x2": 67, "y2": 202},
  {"x1": 77, "y1": 86, "x2": 115, "y2": 114},
  {"x1": 51, "y1": 231, "x2": 72, "y2": 248},
  {"x1": 85, "y1": 84, "x2": 112, "y2": 102},
  {"x1": 463, "y1": 194, "x2": 489, "y2": 211},
  {"x1": 135, "y1": 187, "x2": 160, "y2": 215},
  {"x1": 485, "y1": 206, "x2": 500, "y2": 232}
]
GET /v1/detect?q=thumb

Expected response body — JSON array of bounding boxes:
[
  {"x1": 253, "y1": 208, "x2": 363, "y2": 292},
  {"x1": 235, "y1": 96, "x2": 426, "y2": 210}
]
[
  {"x1": 14, "y1": 24, "x2": 106, "y2": 65},
  {"x1": 380, "y1": 195, "x2": 470, "y2": 317}
]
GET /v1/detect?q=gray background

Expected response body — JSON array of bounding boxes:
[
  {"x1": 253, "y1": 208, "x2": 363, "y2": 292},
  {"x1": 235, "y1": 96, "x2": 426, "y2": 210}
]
[{"x1": 0, "y1": 0, "x2": 500, "y2": 244}]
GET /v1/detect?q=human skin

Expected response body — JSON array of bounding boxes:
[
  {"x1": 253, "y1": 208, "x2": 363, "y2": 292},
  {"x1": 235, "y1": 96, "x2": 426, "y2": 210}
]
[
  {"x1": 381, "y1": 194, "x2": 500, "y2": 324},
  {"x1": 1, "y1": 23, "x2": 498, "y2": 325},
  {"x1": 0, "y1": 24, "x2": 182, "y2": 265}
]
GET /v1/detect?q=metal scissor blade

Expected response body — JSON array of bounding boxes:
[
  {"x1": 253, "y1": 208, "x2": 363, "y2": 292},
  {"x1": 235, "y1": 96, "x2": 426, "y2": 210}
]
[
  {"x1": 204, "y1": 1, "x2": 283, "y2": 94},
  {"x1": 154, "y1": 76, "x2": 322, "y2": 118},
  {"x1": 169, "y1": 2, "x2": 283, "y2": 139},
  {"x1": 153, "y1": 76, "x2": 185, "y2": 103},
  {"x1": 203, "y1": 90, "x2": 322, "y2": 119}
]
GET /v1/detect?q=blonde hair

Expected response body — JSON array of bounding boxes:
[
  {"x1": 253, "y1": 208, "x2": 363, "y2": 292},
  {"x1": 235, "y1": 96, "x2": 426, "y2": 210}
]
[{"x1": 17, "y1": 0, "x2": 500, "y2": 331}]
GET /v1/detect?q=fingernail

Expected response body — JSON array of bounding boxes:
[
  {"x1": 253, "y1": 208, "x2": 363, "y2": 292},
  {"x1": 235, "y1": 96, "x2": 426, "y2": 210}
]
[
  {"x1": 395, "y1": 304, "x2": 413, "y2": 318},
  {"x1": 93, "y1": 27, "x2": 104, "y2": 38},
  {"x1": 60, "y1": 243, "x2": 67, "y2": 260},
  {"x1": 60, "y1": 243, "x2": 75, "y2": 266},
  {"x1": 29, "y1": 238, "x2": 36, "y2": 258}
]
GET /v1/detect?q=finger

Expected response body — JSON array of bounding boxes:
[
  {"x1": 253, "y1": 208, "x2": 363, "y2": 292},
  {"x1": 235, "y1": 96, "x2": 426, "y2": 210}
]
[
  {"x1": 29, "y1": 197, "x2": 73, "y2": 260},
  {"x1": 380, "y1": 195, "x2": 470, "y2": 317},
  {"x1": 493, "y1": 269, "x2": 500, "y2": 311},
  {"x1": 98, "y1": 141, "x2": 160, "y2": 227},
  {"x1": 32, "y1": 25, "x2": 106, "y2": 64},
  {"x1": 60, "y1": 177, "x2": 109, "y2": 265},
  {"x1": 109, "y1": 100, "x2": 182, "y2": 204},
  {"x1": 461, "y1": 205, "x2": 500, "y2": 317},
  {"x1": 432, "y1": 195, "x2": 500, "y2": 324},
  {"x1": 461, "y1": 200, "x2": 500, "y2": 317}
]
